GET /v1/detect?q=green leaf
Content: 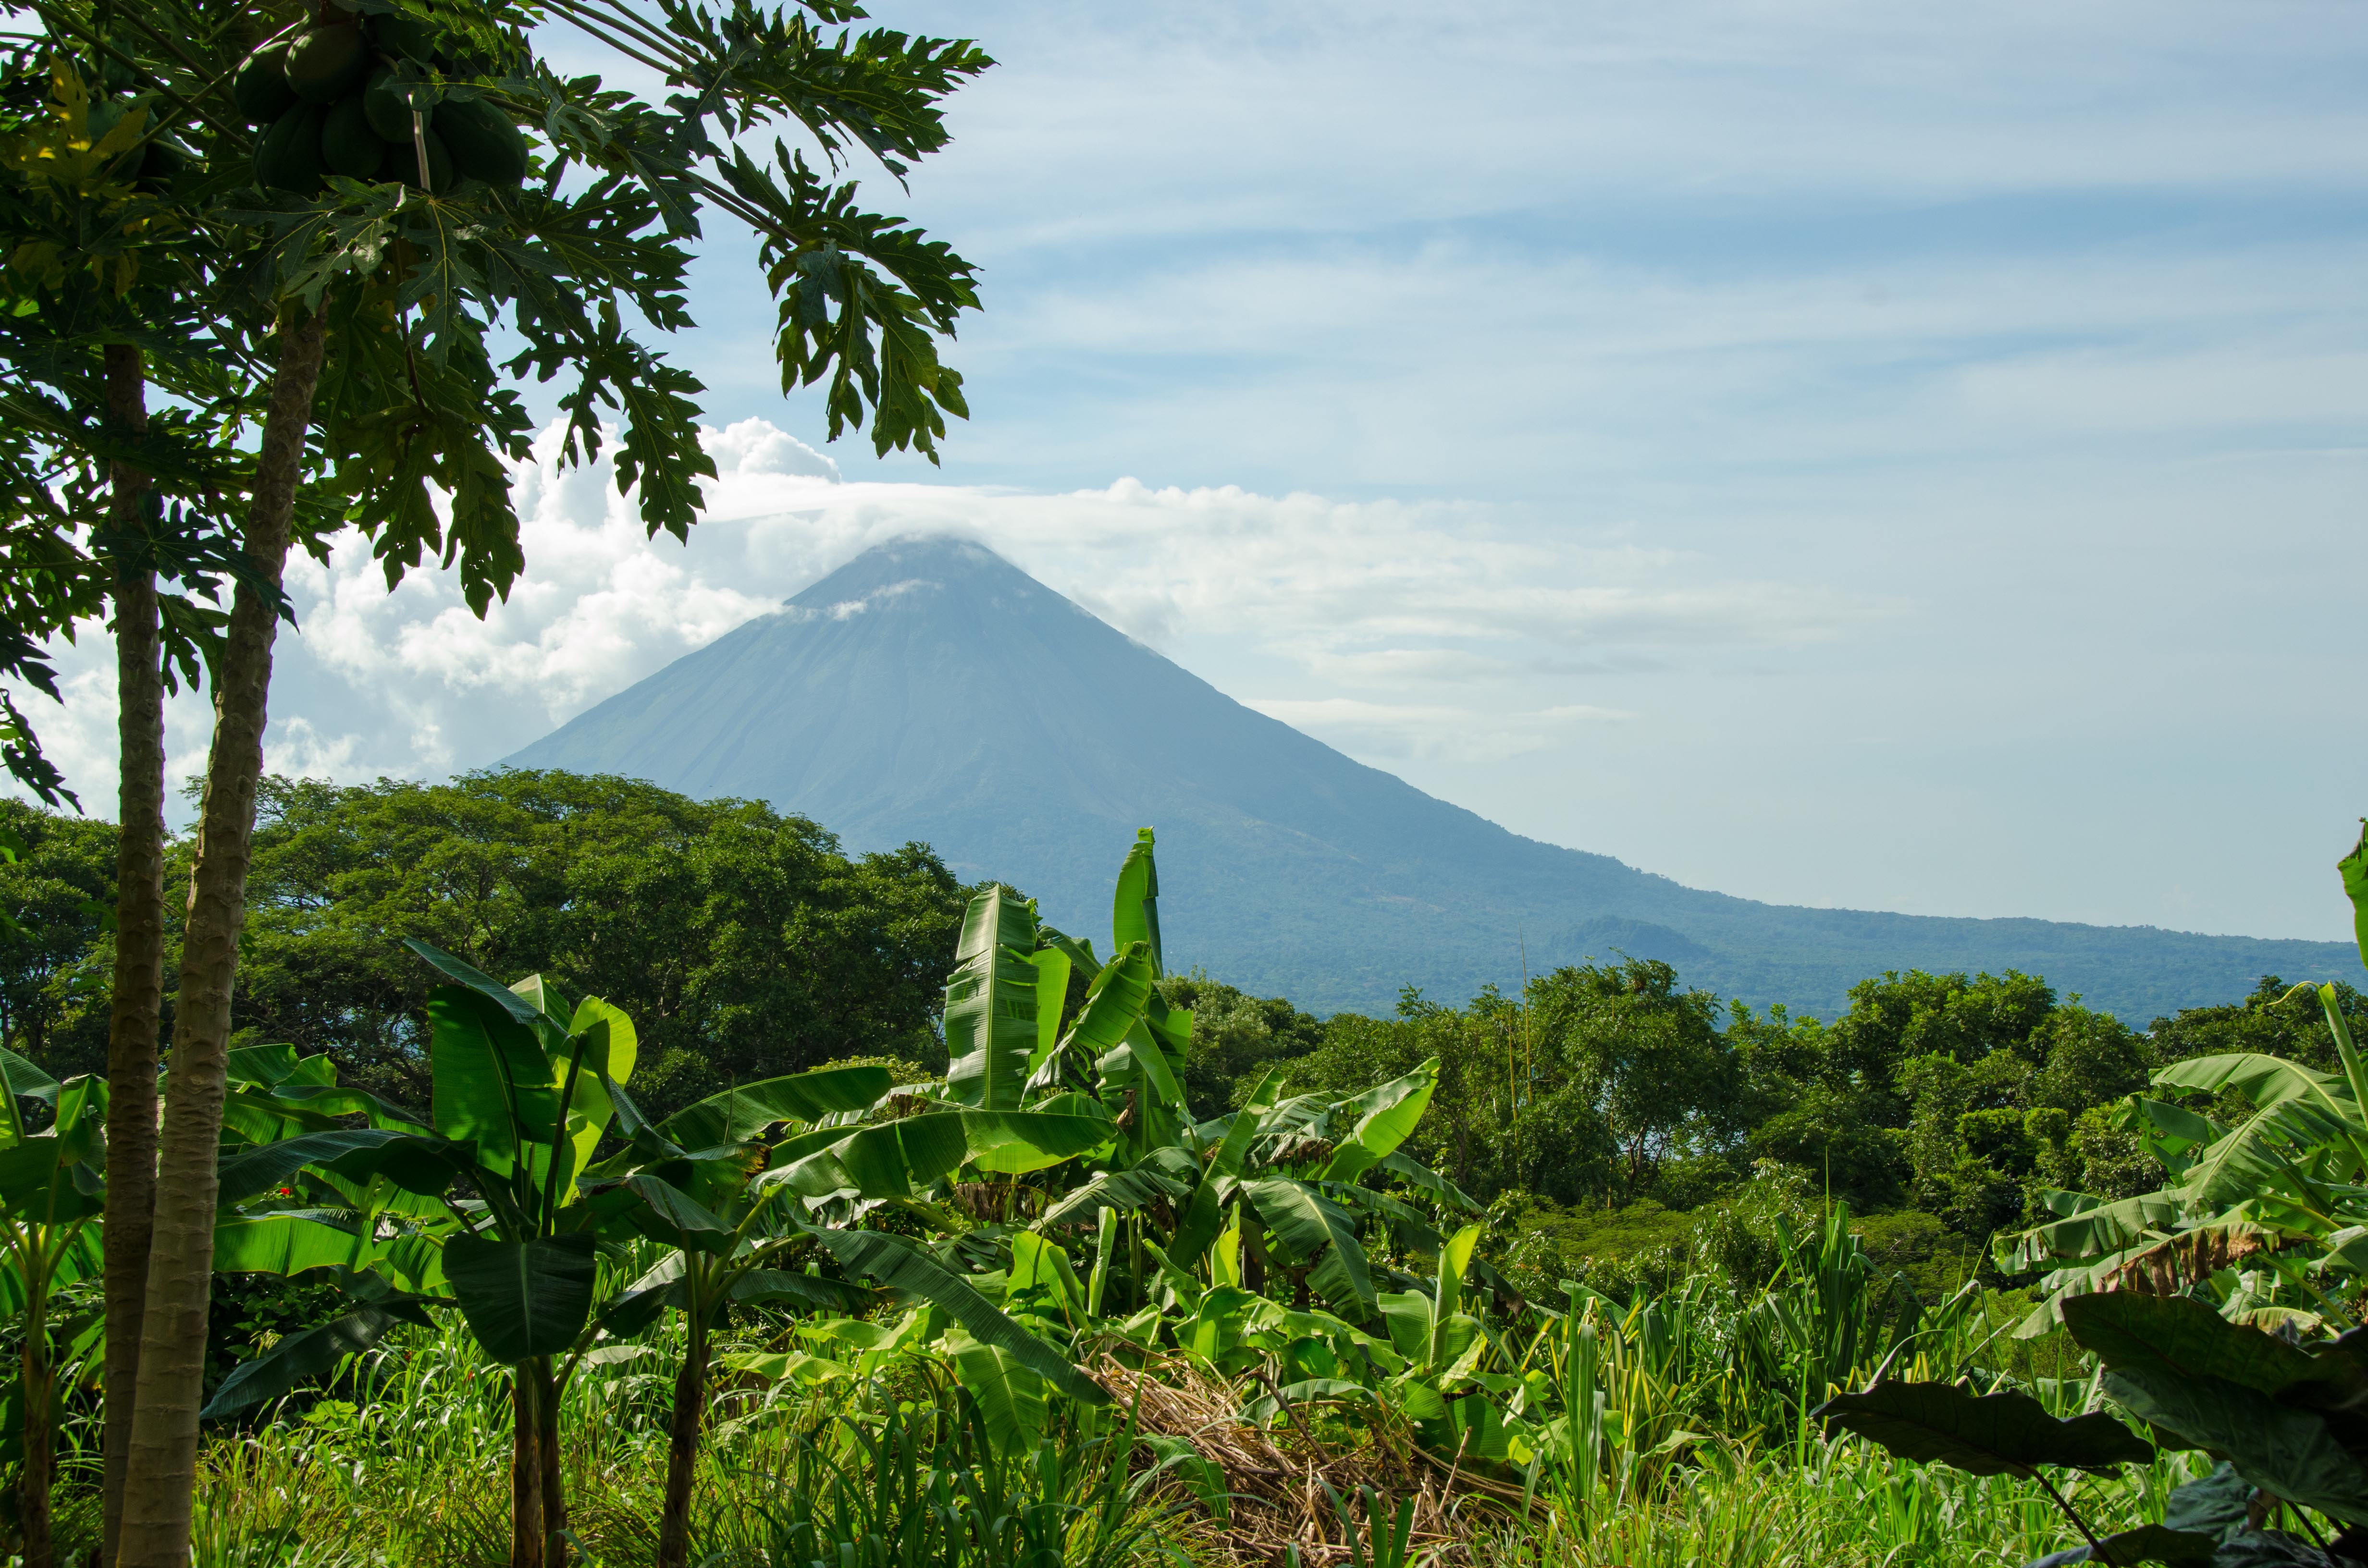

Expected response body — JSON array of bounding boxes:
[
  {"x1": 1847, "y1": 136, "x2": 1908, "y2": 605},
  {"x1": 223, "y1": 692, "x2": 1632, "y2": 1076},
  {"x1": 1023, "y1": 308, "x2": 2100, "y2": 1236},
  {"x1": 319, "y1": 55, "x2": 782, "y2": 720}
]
[
  {"x1": 657, "y1": 1065, "x2": 891, "y2": 1149},
  {"x1": 2061, "y1": 1293, "x2": 2318, "y2": 1397},
  {"x1": 943, "y1": 886, "x2": 1039, "y2": 1112},
  {"x1": 1170, "y1": 1069, "x2": 1283, "y2": 1269},
  {"x1": 623, "y1": 1174, "x2": 734, "y2": 1254},
  {"x1": 1813, "y1": 1379, "x2": 2152, "y2": 1474},
  {"x1": 2025, "y1": 1525, "x2": 2219, "y2": 1567},
  {"x1": 807, "y1": 1227, "x2": 1108, "y2": 1406},
  {"x1": 428, "y1": 986, "x2": 558, "y2": 1176},
  {"x1": 944, "y1": 1327, "x2": 1049, "y2": 1458},
  {"x1": 728, "y1": 1269, "x2": 873, "y2": 1313},
  {"x1": 2097, "y1": 1364, "x2": 2368, "y2": 1523},
  {"x1": 1243, "y1": 1178, "x2": 1376, "y2": 1318},
  {"x1": 407, "y1": 939, "x2": 551, "y2": 1036},
  {"x1": 1027, "y1": 946, "x2": 1072, "y2": 1071},
  {"x1": 1111, "y1": 828, "x2": 1162, "y2": 975},
  {"x1": 441, "y1": 1232, "x2": 599, "y2": 1364},
  {"x1": 1035, "y1": 1167, "x2": 1191, "y2": 1231},
  {"x1": 1320, "y1": 1058, "x2": 1440, "y2": 1183},
  {"x1": 216, "y1": 1129, "x2": 411, "y2": 1204},
  {"x1": 1068, "y1": 942, "x2": 1156, "y2": 1071},
  {"x1": 769, "y1": 1108, "x2": 1114, "y2": 1200},
  {"x1": 201, "y1": 1303, "x2": 414, "y2": 1420},
  {"x1": 211, "y1": 1214, "x2": 375, "y2": 1276}
]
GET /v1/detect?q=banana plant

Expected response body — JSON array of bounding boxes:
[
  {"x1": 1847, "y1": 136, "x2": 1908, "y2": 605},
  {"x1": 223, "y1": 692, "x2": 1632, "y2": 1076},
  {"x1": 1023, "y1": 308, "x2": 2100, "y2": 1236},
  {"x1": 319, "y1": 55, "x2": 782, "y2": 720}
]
[
  {"x1": 583, "y1": 1059, "x2": 1113, "y2": 1568},
  {"x1": 0, "y1": 1051, "x2": 103, "y2": 1568},
  {"x1": 2000, "y1": 823, "x2": 2368, "y2": 1336}
]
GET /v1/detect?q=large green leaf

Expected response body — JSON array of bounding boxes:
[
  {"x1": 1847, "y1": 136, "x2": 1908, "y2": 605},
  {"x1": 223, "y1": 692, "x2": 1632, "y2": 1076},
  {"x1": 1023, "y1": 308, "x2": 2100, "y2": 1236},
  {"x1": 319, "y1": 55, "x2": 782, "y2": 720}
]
[
  {"x1": 769, "y1": 1108, "x2": 1115, "y2": 1200},
  {"x1": 944, "y1": 1326, "x2": 1050, "y2": 1458},
  {"x1": 441, "y1": 1232, "x2": 600, "y2": 1364},
  {"x1": 2098, "y1": 1364, "x2": 2368, "y2": 1523},
  {"x1": 1110, "y1": 828, "x2": 1162, "y2": 975},
  {"x1": 2061, "y1": 1293, "x2": 2318, "y2": 1396},
  {"x1": 729, "y1": 1269, "x2": 873, "y2": 1313},
  {"x1": 201, "y1": 1303, "x2": 415, "y2": 1420},
  {"x1": 1064, "y1": 943, "x2": 1155, "y2": 1066},
  {"x1": 1035, "y1": 1167, "x2": 1192, "y2": 1231},
  {"x1": 623, "y1": 1175, "x2": 735, "y2": 1254},
  {"x1": 944, "y1": 886, "x2": 1040, "y2": 1112},
  {"x1": 2154, "y1": 1054, "x2": 2354, "y2": 1115},
  {"x1": 216, "y1": 1129, "x2": 413, "y2": 1204},
  {"x1": 658, "y1": 1065, "x2": 891, "y2": 1150},
  {"x1": 1026, "y1": 947, "x2": 1072, "y2": 1069},
  {"x1": 0, "y1": 1137, "x2": 98, "y2": 1225},
  {"x1": 808, "y1": 1227, "x2": 1108, "y2": 1405},
  {"x1": 1319, "y1": 1058, "x2": 1441, "y2": 1184},
  {"x1": 212, "y1": 1214, "x2": 375, "y2": 1276},
  {"x1": 1998, "y1": 1191, "x2": 2191, "y2": 1273},
  {"x1": 407, "y1": 939, "x2": 553, "y2": 1036},
  {"x1": 1813, "y1": 1379, "x2": 2151, "y2": 1475},
  {"x1": 428, "y1": 986, "x2": 559, "y2": 1176},
  {"x1": 1170, "y1": 1070, "x2": 1283, "y2": 1269},
  {"x1": 2021, "y1": 1525, "x2": 2217, "y2": 1567},
  {"x1": 1243, "y1": 1178, "x2": 1376, "y2": 1318}
]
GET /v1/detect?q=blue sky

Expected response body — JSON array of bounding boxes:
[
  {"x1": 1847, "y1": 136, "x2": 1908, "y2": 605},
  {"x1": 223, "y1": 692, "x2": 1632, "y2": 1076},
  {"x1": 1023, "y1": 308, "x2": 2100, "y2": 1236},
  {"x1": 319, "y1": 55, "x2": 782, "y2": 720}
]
[{"x1": 26, "y1": 0, "x2": 2368, "y2": 953}]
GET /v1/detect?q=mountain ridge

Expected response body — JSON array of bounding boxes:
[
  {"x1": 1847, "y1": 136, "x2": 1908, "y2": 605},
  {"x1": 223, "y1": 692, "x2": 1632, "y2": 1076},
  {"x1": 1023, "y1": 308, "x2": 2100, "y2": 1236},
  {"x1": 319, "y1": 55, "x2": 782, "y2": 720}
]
[{"x1": 506, "y1": 536, "x2": 2355, "y2": 1020}]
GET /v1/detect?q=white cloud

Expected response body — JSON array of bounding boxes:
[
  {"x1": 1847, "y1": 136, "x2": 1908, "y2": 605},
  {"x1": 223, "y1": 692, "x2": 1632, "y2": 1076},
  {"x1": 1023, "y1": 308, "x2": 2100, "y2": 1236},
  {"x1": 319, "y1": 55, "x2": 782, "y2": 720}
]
[{"x1": 12, "y1": 417, "x2": 1872, "y2": 821}]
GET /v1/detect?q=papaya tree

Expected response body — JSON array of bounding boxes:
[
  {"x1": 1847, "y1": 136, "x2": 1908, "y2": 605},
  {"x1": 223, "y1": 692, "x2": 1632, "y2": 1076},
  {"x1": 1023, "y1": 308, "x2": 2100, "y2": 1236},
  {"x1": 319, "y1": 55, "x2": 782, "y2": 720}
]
[{"x1": 4, "y1": 0, "x2": 999, "y2": 1556}]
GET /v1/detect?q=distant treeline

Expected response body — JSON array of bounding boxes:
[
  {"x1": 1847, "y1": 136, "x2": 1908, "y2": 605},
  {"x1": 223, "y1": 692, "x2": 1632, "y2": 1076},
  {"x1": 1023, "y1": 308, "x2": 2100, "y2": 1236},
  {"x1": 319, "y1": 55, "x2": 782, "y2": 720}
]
[{"x1": 7, "y1": 769, "x2": 2360, "y2": 1290}]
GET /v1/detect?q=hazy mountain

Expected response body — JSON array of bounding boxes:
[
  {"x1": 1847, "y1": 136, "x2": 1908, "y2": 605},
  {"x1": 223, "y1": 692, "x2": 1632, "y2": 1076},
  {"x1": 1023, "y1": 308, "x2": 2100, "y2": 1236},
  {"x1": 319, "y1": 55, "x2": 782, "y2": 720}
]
[{"x1": 506, "y1": 537, "x2": 2354, "y2": 1020}]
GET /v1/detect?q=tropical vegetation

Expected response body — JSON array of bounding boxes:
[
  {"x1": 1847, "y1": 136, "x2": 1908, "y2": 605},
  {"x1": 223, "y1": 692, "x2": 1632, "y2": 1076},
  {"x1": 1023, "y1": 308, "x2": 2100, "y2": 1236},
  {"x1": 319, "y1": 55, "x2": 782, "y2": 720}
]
[{"x1": 0, "y1": 794, "x2": 2363, "y2": 1566}]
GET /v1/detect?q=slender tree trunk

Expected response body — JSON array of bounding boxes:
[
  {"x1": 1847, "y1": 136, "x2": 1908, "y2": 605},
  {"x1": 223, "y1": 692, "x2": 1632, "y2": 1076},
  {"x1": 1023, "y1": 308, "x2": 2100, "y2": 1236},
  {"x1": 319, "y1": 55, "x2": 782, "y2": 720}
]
[
  {"x1": 99, "y1": 340, "x2": 163, "y2": 1567},
  {"x1": 113, "y1": 304, "x2": 328, "y2": 1568},
  {"x1": 21, "y1": 1314, "x2": 52, "y2": 1568},
  {"x1": 657, "y1": 1315, "x2": 711, "y2": 1568},
  {"x1": 537, "y1": 1361, "x2": 567, "y2": 1567},
  {"x1": 511, "y1": 1372, "x2": 544, "y2": 1568}
]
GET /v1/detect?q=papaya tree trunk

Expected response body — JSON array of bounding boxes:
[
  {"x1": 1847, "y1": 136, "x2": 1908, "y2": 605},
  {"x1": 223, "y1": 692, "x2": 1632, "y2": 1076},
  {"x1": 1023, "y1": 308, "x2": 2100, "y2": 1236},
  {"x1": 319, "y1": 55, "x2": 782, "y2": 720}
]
[
  {"x1": 99, "y1": 339, "x2": 163, "y2": 1566},
  {"x1": 537, "y1": 1360, "x2": 566, "y2": 1567},
  {"x1": 113, "y1": 303, "x2": 328, "y2": 1568},
  {"x1": 657, "y1": 1312, "x2": 712, "y2": 1568},
  {"x1": 512, "y1": 1372, "x2": 544, "y2": 1568}
]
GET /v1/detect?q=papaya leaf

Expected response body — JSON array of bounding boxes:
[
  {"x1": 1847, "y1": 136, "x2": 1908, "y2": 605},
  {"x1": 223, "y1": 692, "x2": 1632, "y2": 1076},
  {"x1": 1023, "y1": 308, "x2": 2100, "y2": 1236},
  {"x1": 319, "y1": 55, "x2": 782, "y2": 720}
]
[{"x1": 1813, "y1": 1379, "x2": 2151, "y2": 1474}]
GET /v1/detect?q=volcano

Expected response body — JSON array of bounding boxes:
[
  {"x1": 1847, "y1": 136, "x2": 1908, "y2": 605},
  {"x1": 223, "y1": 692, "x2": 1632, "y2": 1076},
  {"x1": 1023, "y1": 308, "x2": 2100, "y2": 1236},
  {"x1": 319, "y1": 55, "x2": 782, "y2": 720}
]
[{"x1": 506, "y1": 537, "x2": 2351, "y2": 1019}]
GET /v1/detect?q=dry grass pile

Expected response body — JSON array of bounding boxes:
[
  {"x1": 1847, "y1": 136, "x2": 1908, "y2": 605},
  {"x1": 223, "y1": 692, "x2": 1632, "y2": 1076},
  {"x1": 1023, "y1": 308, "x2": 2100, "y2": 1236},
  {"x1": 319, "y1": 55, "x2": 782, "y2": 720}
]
[{"x1": 1095, "y1": 1354, "x2": 1520, "y2": 1566}]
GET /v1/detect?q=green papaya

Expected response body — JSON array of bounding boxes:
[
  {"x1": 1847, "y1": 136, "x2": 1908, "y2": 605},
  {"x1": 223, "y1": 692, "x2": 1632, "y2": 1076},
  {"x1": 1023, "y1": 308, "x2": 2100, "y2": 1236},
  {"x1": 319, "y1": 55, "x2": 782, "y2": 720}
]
[
  {"x1": 284, "y1": 24, "x2": 368, "y2": 104},
  {"x1": 233, "y1": 43, "x2": 298, "y2": 122},
  {"x1": 371, "y1": 12, "x2": 445, "y2": 62},
  {"x1": 433, "y1": 94, "x2": 526, "y2": 186},
  {"x1": 381, "y1": 126, "x2": 452, "y2": 193},
  {"x1": 253, "y1": 102, "x2": 327, "y2": 193},
  {"x1": 320, "y1": 95, "x2": 388, "y2": 178},
  {"x1": 362, "y1": 66, "x2": 431, "y2": 143}
]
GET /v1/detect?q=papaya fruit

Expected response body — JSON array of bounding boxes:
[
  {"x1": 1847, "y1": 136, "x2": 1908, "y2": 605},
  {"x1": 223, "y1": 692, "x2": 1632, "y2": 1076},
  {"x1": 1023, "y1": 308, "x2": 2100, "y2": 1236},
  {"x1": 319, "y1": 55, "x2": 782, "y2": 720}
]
[
  {"x1": 233, "y1": 43, "x2": 298, "y2": 122},
  {"x1": 284, "y1": 24, "x2": 368, "y2": 104},
  {"x1": 434, "y1": 94, "x2": 526, "y2": 186},
  {"x1": 136, "y1": 136, "x2": 189, "y2": 191},
  {"x1": 362, "y1": 66, "x2": 430, "y2": 143},
  {"x1": 381, "y1": 126, "x2": 452, "y2": 193},
  {"x1": 253, "y1": 102, "x2": 327, "y2": 193},
  {"x1": 372, "y1": 12, "x2": 444, "y2": 62},
  {"x1": 320, "y1": 95, "x2": 388, "y2": 178}
]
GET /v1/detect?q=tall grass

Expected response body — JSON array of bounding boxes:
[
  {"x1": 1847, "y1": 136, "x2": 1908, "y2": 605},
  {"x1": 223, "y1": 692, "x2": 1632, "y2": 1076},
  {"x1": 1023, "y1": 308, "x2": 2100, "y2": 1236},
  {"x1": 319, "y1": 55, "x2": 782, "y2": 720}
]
[{"x1": 22, "y1": 1205, "x2": 2169, "y2": 1566}]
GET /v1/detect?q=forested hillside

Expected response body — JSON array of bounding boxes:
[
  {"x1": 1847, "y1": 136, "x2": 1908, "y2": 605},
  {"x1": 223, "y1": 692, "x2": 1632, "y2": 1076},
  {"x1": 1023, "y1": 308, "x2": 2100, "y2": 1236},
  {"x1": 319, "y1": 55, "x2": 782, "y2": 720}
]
[{"x1": 10, "y1": 772, "x2": 2355, "y2": 1305}]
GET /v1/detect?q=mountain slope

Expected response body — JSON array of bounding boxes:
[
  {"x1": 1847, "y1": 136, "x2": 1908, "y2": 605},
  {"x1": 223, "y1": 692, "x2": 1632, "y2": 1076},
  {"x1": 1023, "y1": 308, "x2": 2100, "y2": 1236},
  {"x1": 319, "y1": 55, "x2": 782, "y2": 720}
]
[{"x1": 506, "y1": 537, "x2": 2354, "y2": 1019}]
